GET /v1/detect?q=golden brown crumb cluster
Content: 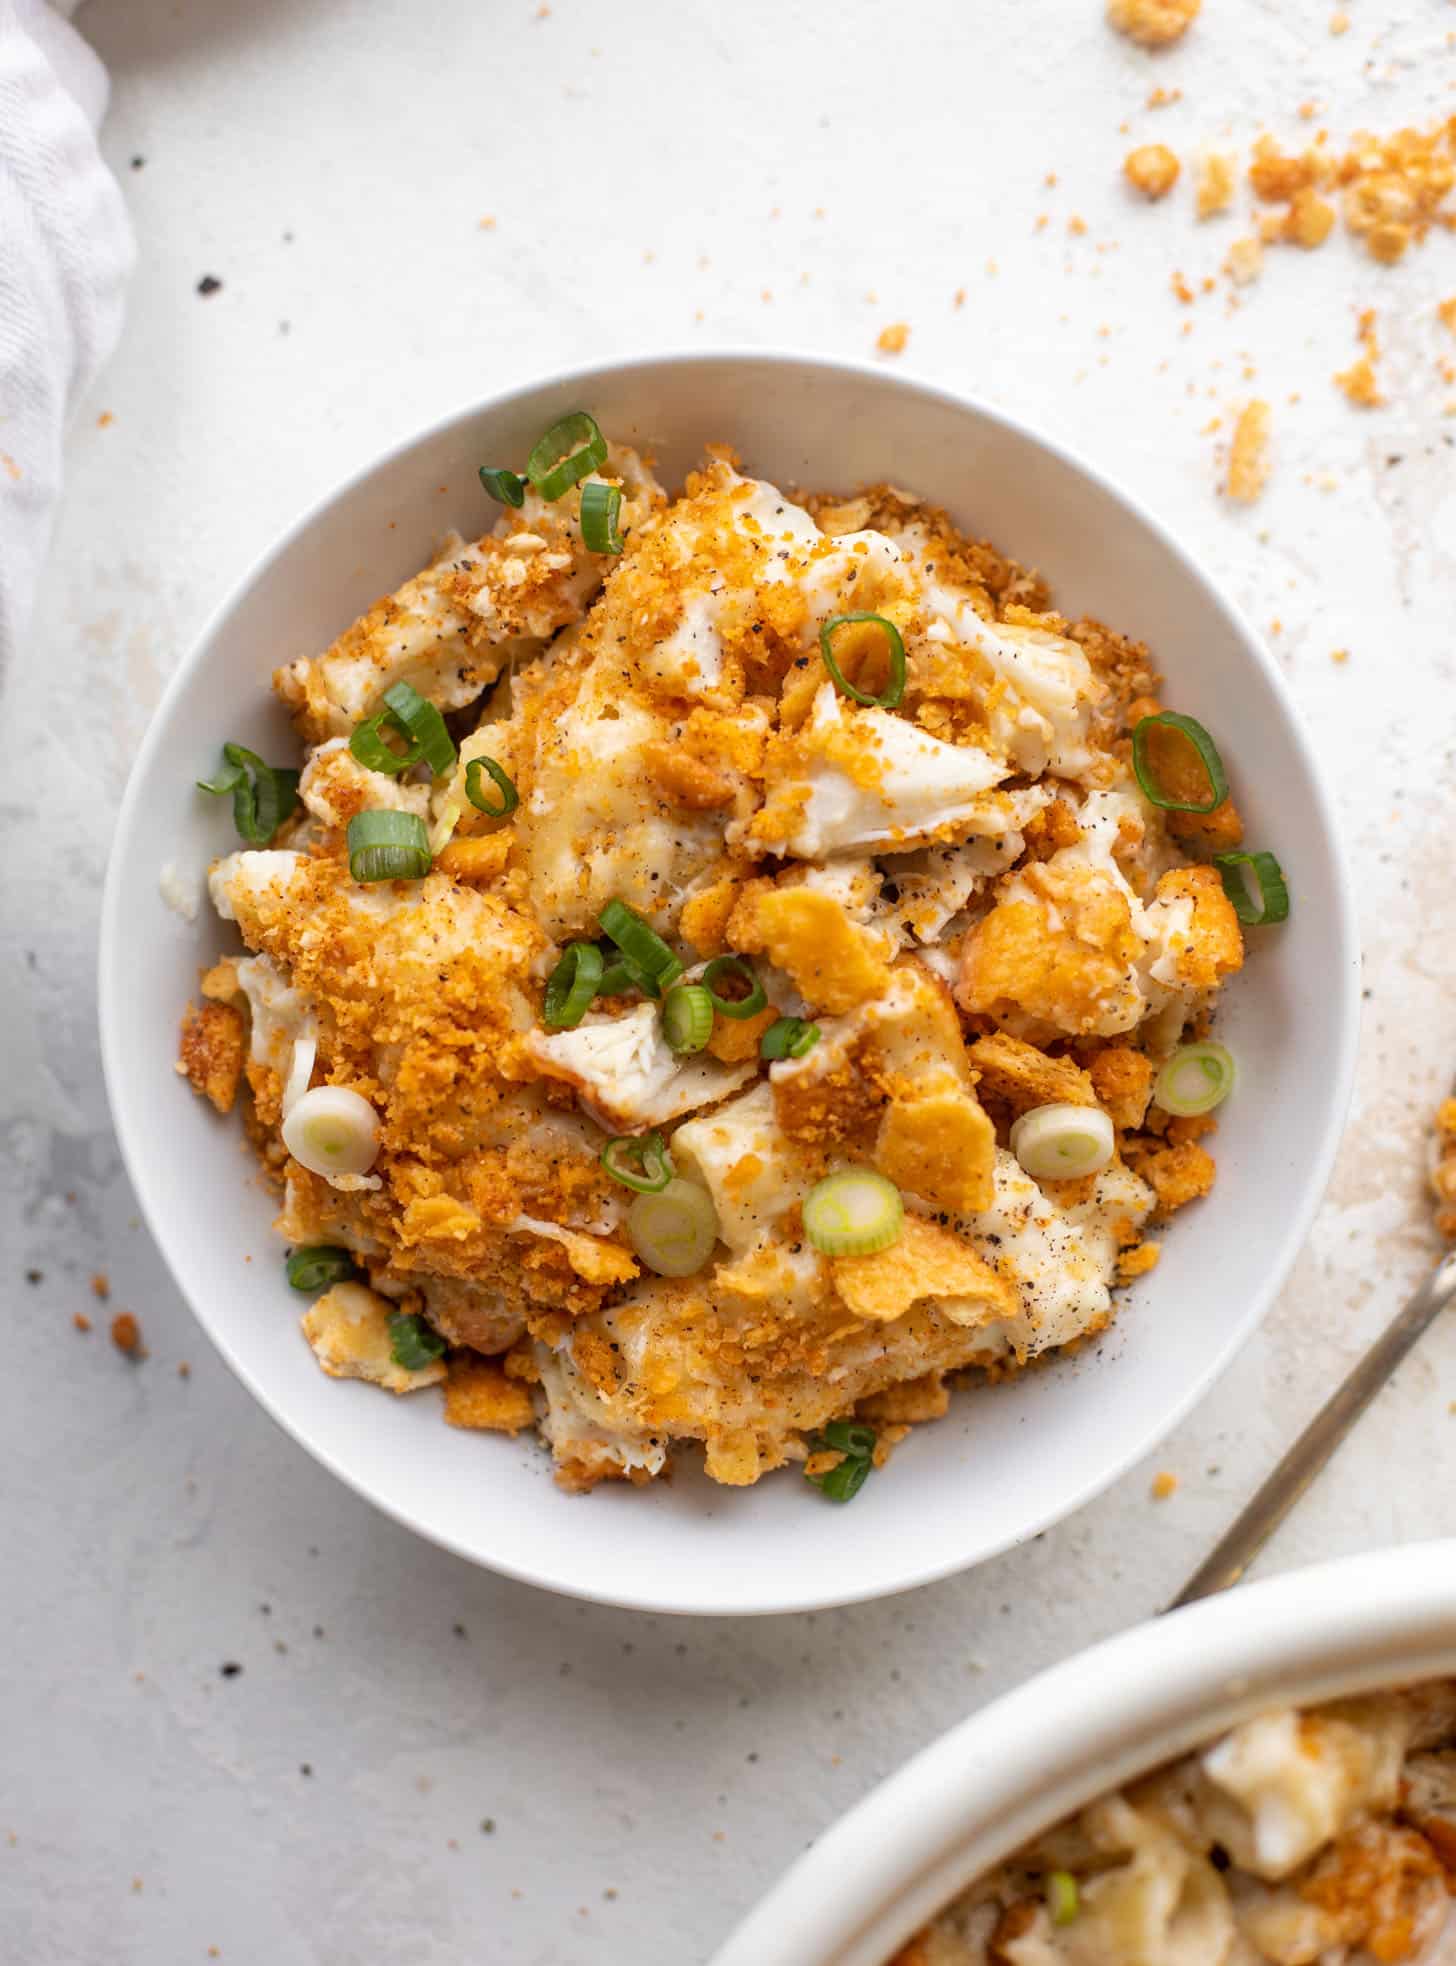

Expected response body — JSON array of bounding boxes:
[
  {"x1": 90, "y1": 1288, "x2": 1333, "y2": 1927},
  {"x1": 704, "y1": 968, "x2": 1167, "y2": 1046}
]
[
  {"x1": 1107, "y1": 0, "x2": 1200, "y2": 49},
  {"x1": 1433, "y1": 1100, "x2": 1456, "y2": 1238}
]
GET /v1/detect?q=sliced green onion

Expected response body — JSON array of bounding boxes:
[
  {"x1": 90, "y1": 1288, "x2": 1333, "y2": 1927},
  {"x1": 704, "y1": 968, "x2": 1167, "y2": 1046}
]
[
  {"x1": 388, "y1": 1311, "x2": 445, "y2": 1372},
  {"x1": 349, "y1": 681, "x2": 455, "y2": 780},
  {"x1": 803, "y1": 1170, "x2": 904, "y2": 1257},
  {"x1": 1214, "y1": 849, "x2": 1289, "y2": 925},
  {"x1": 599, "y1": 898, "x2": 684, "y2": 990},
  {"x1": 1046, "y1": 1870, "x2": 1079, "y2": 1925},
  {"x1": 701, "y1": 955, "x2": 767, "y2": 1021},
  {"x1": 526, "y1": 410, "x2": 608, "y2": 502},
  {"x1": 627, "y1": 1177, "x2": 719, "y2": 1277},
  {"x1": 197, "y1": 743, "x2": 300, "y2": 846},
  {"x1": 595, "y1": 958, "x2": 641, "y2": 997},
  {"x1": 285, "y1": 1246, "x2": 357, "y2": 1293},
  {"x1": 601, "y1": 1131, "x2": 674, "y2": 1194},
  {"x1": 662, "y1": 984, "x2": 714, "y2": 1055},
  {"x1": 580, "y1": 479, "x2": 625, "y2": 554},
  {"x1": 1131, "y1": 712, "x2": 1229, "y2": 813},
  {"x1": 464, "y1": 756, "x2": 519, "y2": 817},
  {"x1": 760, "y1": 1016, "x2": 821, "y2": 1061},
  {"x1": 1155, "y1": 1041, "x2": 1236, "y2": 1118},
  {"x1": 805, "y1": 1419, "x2": 878, "y2": 1503},
  {"x1": 479, "y1": 465, "x2": 526, "y2": 508},
  {"x1": 819, "y1": 612, "x2": 907, "y2": 710},
  {"x1": 1010, "y1": 1104, "x2": 1114, "y2": 1181},
  {"x1": 281, "y1": 1085, "x2": 380, "y2": 1177},
  {"x1": 543, "y1": 941, "x2": 604, "y2": 1028},
  {"x1": 346, "y1": 809, "x2": 432, "y2": 883}
]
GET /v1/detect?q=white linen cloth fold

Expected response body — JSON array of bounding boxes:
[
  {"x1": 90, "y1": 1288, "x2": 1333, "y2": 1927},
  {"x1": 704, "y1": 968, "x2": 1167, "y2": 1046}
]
[{"x1": 0, "y1": 0, "x2": 131, "y2": 681}]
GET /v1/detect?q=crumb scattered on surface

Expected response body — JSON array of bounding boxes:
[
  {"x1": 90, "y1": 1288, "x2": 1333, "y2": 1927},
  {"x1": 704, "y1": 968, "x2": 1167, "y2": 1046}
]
[
  {"x1": 1329, "y1": 8, "x2": 1349, "y2": 30},
  {"x1": 1151, "y1": 1470, "x2": 1179, "y2": 1500},
  {"x1": 110, "y1": 1312, "x2": 143, "y2": 1357},
  {"x1": 1433, "y1": 1099, "x2": 1456, "y2": 1238},
  {"x1": 876, "y1": 322, "x2": 910, "y2": 355},
  {"x1": 1331, "y1": 647, "x2": 1350, "y2": 665},
  {"x1": 1225, "y1": 399, "x2": 1272, "y2": 503},
  {"x1": 1439, "y1": 297, "x2": 1456, "y2": 336},
  {"x1": 1124, "y1": 143, "x2": 1181, "y2": 201},
  {"x1": 96, "y1": 411, "x2": 114, "y2": 429},
  {"x1": 1196, "y1": 151, "x2": 1235, "y2": 220},
  {"x1": 1223, "y1": 235, "x2": 1264, "y2": 286},
  {"x1": 90, "y1": 1273, "x2": 109, "y2": 1300},
  {"x1": 72, "y1": 1312, "x2": 91, "y2": 1333},
  {"x1": 196, "y1": 275, "x2": 222, "y2": 297},
  {"x1": 1107, "y1": 0, "x2": 1200, "y2": 49},
  {"x1": 1335, "y1": 307, "x2": 1384, "y2": 407}
]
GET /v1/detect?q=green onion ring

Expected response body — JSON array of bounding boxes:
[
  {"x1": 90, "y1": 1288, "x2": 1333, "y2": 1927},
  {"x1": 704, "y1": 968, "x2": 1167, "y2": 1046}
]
[
  {"x1": 197, "y1": 743, "x2": 300, "y2": 846},
  {"x1": 580, "y1": 480, "x2": 625, "y2": 554},
  {"x1": 349, "y1": 681, "x2": 456, "y2": 780},
  {"x1": 805, "y1": 1419, "x2": 878, "y2": 1502},
  {"x1": 595, "y1": 958, "x2": 641, "y2": 998},
  {"x1": 387, "y1": 1311, "x2": 446, "y2": 1372},
  {"x1": 526, "y1": 410, "x2": 608, "y2": 502},
  {"x1": 346, "y1": 809, "x2": 432, "y2": 883},
  {"x1": 1214, "y1": 849, "x2": 1289, "y2": 925},
  {"x1": 626, "y1": 1177, "x2": 719, "y2": 1276},
  {"x1": 802, "y1": 1169, "x2": 904, "y2": 1256},
  {"x1": 601, "y1": 1131, "x2": 675, "y2": 1194},
  {"x1": 662, "y1": 984, "x2": 714, "y2": 1055},
  {"x1": 820, "y1": 1418, "x2": 877, "y2": 1459},
  {"x1": 598, "y1": 898, "x2": 684, "y2": 990},
  {"x1": 818, "y1": 612, "x2": 907, "y2": 710},
  {"x1": 760, "y1": 1016, "x2": 820, "y2": 1061},
  {"x1": 701, "y1": 955, "x2": 766, "y2": 1021},
  {"x1": 1046, "y1": 1870, "x2": 1080, "y2": 1925},
  {"x1": 479, "y1": 465, "x2": 526, "y2": 508},
  {"x1": 285, "y1": 1246, "x2": 357, "y2": 1293},
  {"x1": 543, "y1": 941, "x2": 604, "y2": 1028},
  {"x1": 463, "y1": 756, "x2": 519, "y2": 817},
  {"x1": 1131, "y1": 712, "x2": 1230, "y2": 813},
  {"x1": 1155, "y1": 1041, "x2": 1236, "y2": 1118}
]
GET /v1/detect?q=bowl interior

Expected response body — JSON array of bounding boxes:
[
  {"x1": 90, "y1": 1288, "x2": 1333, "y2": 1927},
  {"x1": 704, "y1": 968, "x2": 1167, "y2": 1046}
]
[
  {"x1": 99, "y1": 353, "x2": 1358, "y2": 1614},
  {"x1": 712, "y1": 1543, "x2": 1456, "y2": 1965}
]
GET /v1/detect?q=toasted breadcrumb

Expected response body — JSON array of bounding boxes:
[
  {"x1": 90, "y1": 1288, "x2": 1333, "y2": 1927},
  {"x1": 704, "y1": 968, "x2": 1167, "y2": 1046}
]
[
  {"x1": 1225, "y1": 399, "x2": 1272, "y2": 504},
  {"x1": 1335, "y1": 308, "x2": 1384, "y2": 407},
  {"x1": 1283, "y1": 186, "x2": 1336, "y2": 248},
  {"x1": 876, "y1": 322, "x2": 910, "y2": 355},
  {"x1": 73, "y1": 1312, "x2": 92, "y2": 1333},
  {"x1": 1331, "y1": 647, "x2": 1350, "y2": 665},
  {"x1": 1088, "y1": 1047, "x2": 1155, "y2": 1130},
  {"x1": 1151, "y1": 1469, "x2": 1178, "y2": 1499},
  {"x1": 1433, "y1": 1100, "x2": 1456, "y2": 1237},
  {"x1": 110, "y1": 1312, "x2": 143, "y2": 1357},
  {"x1": 1196, "y1": 152, "x2": 1236, "y2": 220},
  {"x1": 1118, "y1": 1241, "x2": 1162, "y2": 1281},
  {"x1": 1224, "y1": 235, "x2": 1264, "y2": 286},
  {"x1": 1107, "y1": 0, "x2": 1200, "y2": 49},
  {"x1": 1439, "y1": 297, "x2": 1456, "y2": 336},
  {"x1": 1125, "y1": 1138, "x2": 1216, "y2": 1216},
  {"x1": 444, "y1": 1354, "x2": 537, "y2": 1432},
  {"x1": 177, "y1": 1001, "x2": 247, "y2": 1114},
  {"x1": 90, "y1": 1272, "x2": 110, "y2": 1300},
  {"x1": 1329, "y1": 9, "x2": 1349, "y2": 31},
  {"x1": 1125, "y1": 144, "x2": 1181, "y2": 201}
]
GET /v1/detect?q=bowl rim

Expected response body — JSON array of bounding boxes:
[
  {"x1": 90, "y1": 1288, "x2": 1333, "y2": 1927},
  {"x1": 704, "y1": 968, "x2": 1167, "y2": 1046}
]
[
  {"x1": 98, "y1": 347, "x2": 1361, "y2": 1614},
  {"x1": 712, "y1": 1540, "x2": 1456, "y2": 1964}
]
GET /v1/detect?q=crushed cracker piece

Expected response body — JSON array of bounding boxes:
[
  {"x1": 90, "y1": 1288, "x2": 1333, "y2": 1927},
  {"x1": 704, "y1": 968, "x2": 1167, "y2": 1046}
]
[
  {"x1": 1225, "y1": 399, "x2": 1272, "y2": 504},
  {"x1": 1125, "y1": 144, "x2": 1181, "y2": 201},
  {"x1": 1225, "y1": 235, "x2": 1264, "y2": 286},
  {"x1": 1196, "y1": 152, "x2": 1236, "y2": 220},
  {"x1": 1151, "y1": 1469, "x2": 1179, "y2": 1500},
  {"x1": 110, "y1": 1312, "x2": 143, "y2": 1357},
  {"x1": 1107, "y1": 0, "x2": 1200, "y2": 48},
  {"x1": 876, "y1": 322, "x2": 910, "y2": 355}
]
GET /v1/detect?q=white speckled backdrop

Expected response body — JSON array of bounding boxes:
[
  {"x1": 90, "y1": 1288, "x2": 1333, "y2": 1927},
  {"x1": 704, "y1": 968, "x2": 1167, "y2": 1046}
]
[{"x1": 5, "y1": 2, "x2": 1456, "y2": 1960}]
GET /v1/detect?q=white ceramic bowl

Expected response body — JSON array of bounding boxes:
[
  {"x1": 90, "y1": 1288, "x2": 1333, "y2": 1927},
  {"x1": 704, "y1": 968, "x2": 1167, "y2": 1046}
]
[
  {"x1": 99, "y1": 352, "x2": 1358, "y2": 1615},
  {"x1": 714, "y1": 1542, "x2": 1456, "y2": 1964}
]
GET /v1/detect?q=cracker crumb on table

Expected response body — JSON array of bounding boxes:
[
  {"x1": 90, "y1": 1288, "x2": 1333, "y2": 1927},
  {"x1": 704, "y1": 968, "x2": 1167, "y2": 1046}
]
[
  {"x1": 1124, "y1": 143, "x2": 1181, "y2": 201},
  {"x1": 1224, "y1": 399, "x2": 1272, "y2": 504},
  {"x1": 1151, "y1": 1469, "x2": 1178, "y2": 1500},
  {"x1": 875, "y1": 321, "x2": 909, "y2": 355},
  {"x1": 1107, "y1": 0, "x2": 1200, "y2": 49},
  {"x1": 110, "y1": 1312, "x2": 143, "y2": 1357},
  {"x1": 1196, "y1": 151, "x2": 1235, "y2": 220},
  {"x1": 1335, "y1": 308, "x2": 1384, "y2": 407}
]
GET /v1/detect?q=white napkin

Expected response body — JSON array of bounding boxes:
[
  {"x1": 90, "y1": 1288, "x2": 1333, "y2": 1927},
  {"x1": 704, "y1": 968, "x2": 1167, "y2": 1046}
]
[{"x1": 0, "y1": 0, "x2": 132, "y2": 682}]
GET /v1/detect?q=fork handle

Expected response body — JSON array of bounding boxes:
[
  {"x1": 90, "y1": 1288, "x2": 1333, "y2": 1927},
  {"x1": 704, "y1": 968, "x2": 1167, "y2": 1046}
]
[{"x1": 1167, "y1": 1249, "x2": 1456, "y2": 1611}]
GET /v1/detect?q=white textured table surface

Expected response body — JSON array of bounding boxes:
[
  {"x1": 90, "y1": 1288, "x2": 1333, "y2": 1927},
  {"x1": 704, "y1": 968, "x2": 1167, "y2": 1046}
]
[{"x1": 7, "y1": 2, "x2": 1456, "y2": 1960}]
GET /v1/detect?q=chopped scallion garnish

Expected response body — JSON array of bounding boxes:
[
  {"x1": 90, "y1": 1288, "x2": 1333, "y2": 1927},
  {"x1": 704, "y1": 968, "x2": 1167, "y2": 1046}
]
[
  {"x1": 701, "y1": 955, "x2": 767, "y2": 1021},
  {"x1": 819, "y1": 612, "x2": 907, "y2": 710},
  {"x1": 598, "y1": 898, "x2": 684, "y2": 991},
  {"x1": 197, "y1": 743, "x2": 300, "y2": 846},
  {"x1": 1010, "y1": 1104, "x2": 1114, "y2": 1181},
  {"x1": 805, "y1": 1418, "x2": 878, "y2": 1502},
  {"x1": 760, "y1": 1016, "x2": 820, "y2": 1061},
  {"x1": 1214, "y1": 849, "x2": 1289, "y2": 925},
  {"x1": 662, "y1": 984, "x2": 714, "y2": 1055},
  {"x1": 388, "y1": 1312, "x2": 445, "y2": 1372},
  {"x1": 464, "y1": 756, "x2": 519, "y2": 817},
  {"x1": 626, "y1": 1177, "x2": 719, "y2": 1276},
  {"x1": 1046, "y1": 1870, "x2": 1079, "y2": 1925},
  {"x1": 580, "y1": 479, "x2": 625, "y2": 555},
  {"x1": 285, "y1": 1246, "x2": 357, "y2": 1293},
  {"x1": 346, "y1": 809, "x2": 432, "y2": 883},
  {"x1": 543, "y1": 941, "x2": 604, "y2": 1028},
  {"x1": 527, "y1": 410, "x2": 608, "y2": 501},
  {"x1": 601, "y1": 1131, "x2": 674, "y2": 1194},
  {"x1": 802, "y1": 1170, "x2": 904, "y2": 1257},
  {"x1": 349, "y1": 680, "x2": 456, "y2": 780},
  {"x1": 1131, "y1": 712, "x2": 1229, "y2": 814},
  {"x1": 479, "y1": 465, "x2": 526, "y2": 508},
  {"x1": 1155, "y1": 1041, "x2": 1236, "y2": 1118}
]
